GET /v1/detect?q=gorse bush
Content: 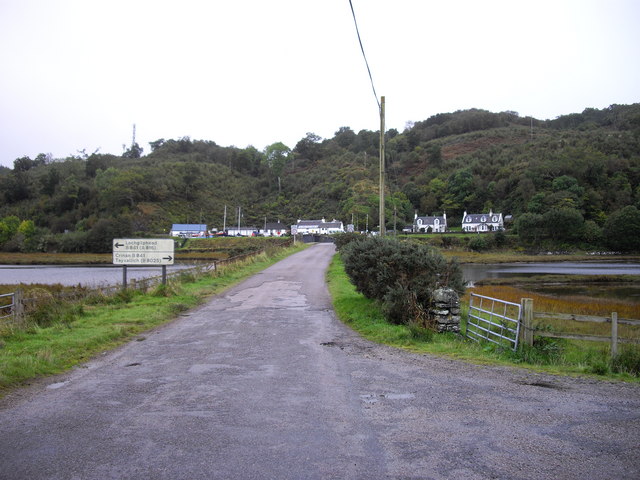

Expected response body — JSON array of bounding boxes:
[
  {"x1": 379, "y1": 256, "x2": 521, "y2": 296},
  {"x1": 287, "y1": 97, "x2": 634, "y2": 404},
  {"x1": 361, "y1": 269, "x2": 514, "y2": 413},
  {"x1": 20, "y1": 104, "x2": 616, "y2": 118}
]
[
  {"x1": 340, "y1": 236, "x2": 464, "y2": 326},
  {"x1": 333, "y1": 232, "x2": 363, "y2": 251}
]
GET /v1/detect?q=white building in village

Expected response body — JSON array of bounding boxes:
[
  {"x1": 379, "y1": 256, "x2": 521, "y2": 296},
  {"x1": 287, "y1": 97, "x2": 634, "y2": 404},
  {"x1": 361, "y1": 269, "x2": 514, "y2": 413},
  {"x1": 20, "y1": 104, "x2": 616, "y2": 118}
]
[
  {"x1": 261, "y1": 222, "x2": 289, "y2": 237},
  {"x1": 226, "y1": 226, "x2": 259, "y2": 236},
  {"x1": 413, "y1": 213, "x2": 447, "y2": 233},
  {"x1": 461, "y1": 210, "x2": 504, "y2": 232},
  {"x1": 292, "y1": 218, "x2": 344, "y2": 235}
]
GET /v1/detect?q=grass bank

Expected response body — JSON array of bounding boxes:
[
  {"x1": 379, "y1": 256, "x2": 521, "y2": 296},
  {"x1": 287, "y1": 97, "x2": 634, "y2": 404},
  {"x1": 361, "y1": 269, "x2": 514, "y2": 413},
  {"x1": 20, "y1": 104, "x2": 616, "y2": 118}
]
[
  {"x1": 0, "y1": 243, "x2": 306, "y2": 392},
  {"x1": 326, "y1": 254, "x2": 640, "y2": 382}
]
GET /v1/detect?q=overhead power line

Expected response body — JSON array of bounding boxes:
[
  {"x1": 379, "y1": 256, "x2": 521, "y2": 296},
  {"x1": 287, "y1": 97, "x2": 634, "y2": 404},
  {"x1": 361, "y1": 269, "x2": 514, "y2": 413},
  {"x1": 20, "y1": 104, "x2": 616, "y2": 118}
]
[{"x1": 348, "y1": 0, "x2": 380, "y2": 111}]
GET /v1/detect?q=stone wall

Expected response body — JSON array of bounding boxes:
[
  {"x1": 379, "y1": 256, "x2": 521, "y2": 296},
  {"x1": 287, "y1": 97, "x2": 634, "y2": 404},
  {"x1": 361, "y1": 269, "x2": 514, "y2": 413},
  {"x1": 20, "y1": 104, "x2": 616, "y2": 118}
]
[{"x1": 430, "y1": 287, "x2": 461, "y2": 333}]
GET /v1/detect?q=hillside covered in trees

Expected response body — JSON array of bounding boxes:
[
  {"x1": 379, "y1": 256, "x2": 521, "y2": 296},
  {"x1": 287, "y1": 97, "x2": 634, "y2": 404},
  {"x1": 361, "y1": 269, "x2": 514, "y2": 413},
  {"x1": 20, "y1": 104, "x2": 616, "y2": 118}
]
[{"x1": 1, "y1": 103, "x2": 640, "y2": 252}]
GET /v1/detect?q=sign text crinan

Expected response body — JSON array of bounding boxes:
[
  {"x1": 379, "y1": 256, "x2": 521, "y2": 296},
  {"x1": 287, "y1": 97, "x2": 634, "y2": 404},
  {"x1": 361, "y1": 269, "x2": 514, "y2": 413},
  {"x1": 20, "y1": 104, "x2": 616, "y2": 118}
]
[{"x1": 112, "y1": 239, "x2": 175, "y2": 265}]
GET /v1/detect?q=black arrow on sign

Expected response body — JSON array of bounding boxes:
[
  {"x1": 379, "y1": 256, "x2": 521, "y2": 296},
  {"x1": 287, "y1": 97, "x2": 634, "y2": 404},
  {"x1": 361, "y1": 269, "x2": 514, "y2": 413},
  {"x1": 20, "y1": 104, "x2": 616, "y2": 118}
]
[
  {"x1": 114, "y1": 242, "x2": 124, "y2": 248},
  {"x1": 163, "y1": 255, "x2": 173, "y2": 261}
]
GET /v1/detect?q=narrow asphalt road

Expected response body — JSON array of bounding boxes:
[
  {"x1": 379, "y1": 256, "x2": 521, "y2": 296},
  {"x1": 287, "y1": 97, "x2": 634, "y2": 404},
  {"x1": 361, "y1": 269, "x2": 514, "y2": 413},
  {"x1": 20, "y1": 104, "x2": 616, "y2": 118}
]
[{"x1": 1, "y1": 244, "x2": 639, "y2": 479}]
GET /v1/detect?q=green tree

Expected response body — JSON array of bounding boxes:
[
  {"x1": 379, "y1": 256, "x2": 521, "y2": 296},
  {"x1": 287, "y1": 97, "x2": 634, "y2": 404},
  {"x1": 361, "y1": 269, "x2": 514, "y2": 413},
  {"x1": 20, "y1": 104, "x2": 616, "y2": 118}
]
[
  {"x1": 333, "y1": 127, "x2": 356, "y2": 148},
  {"x1": 542, "y1": 207, "x2": 584, "y2": 243},
  {"x1": 443, "y1": 168, "x2": 473, "y2": 213},
  {"x1": 13, "y1": 156, "x2": 34, "y2": 172},
  {"x1": 604, "y1": 206, "x2": 640, "y2": 252},
  {"x1": 426, "y1": 143, "x2": 442, "y2": 166},
  {"x1": 148, "y1": 138, "x2": 165, "y2": 152},
  {"x1": 422, "y1": 178, "x2": 447, "y2": 214},
  {"x1": 294, "y1": 132, "x2": 323, "y2": 162},
  {"x1": 123, "y1": 142, "x2": 143, "y2": 159},
  {"x1": 18, "y1": 219, "x2": 36, "y2": 238},
  {"x1": 514, "y1": 213, "x2": 544, "y2": 245},
  {"x1": 264, "y1": 142, "x2": 291, "y2": 194}
]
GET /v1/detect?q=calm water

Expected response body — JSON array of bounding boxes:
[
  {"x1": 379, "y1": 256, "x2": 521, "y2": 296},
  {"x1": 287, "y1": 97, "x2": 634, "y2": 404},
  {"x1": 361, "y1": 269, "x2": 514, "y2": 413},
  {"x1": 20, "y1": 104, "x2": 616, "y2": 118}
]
[
  {"x1": 461, "y1": 262, "x2": 640, "y2": 283},
  {"x1": 0, "y1": 264, "x2": 194, "y2": 287},
  {"x1": 462, "y1": 262, "x2": 640, "y2": 302}
]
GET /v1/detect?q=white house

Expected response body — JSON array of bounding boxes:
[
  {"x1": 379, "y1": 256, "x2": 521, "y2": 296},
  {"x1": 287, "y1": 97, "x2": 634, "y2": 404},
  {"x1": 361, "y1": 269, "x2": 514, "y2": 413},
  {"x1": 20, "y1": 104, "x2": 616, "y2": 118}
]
[
  {"x1": 261, "y1": 222, "x2": 288, "y2": 237},
  {"x1": 413, "y1": 213, "x2": 447, "y2": 233},
  {"x1": 461, "y1": 210, "x2": 504, "y2": 232},
  {"x1": 226, "y1": 226, "x2": 259, "y2": 236},
  {"x1": 170, "y1": 224, "x2": 208, "y2": 237},
  {"x1": 292, "y1": 218, "x2": 344, "y2": 235}
]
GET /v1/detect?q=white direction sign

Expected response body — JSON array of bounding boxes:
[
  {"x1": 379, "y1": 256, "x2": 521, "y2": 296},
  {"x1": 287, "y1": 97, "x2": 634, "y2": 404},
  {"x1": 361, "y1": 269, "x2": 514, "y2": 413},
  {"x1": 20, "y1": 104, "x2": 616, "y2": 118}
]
[{"x1": 113, "y1": 239, "x2": 175, "y2": 265}]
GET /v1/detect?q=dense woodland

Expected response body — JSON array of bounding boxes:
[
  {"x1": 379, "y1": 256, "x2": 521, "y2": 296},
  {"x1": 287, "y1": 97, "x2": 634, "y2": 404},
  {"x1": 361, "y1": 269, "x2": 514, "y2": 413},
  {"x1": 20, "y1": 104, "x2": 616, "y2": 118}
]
[{"x1": 1, "y1": 104, "x2": 640, "y2": 253}]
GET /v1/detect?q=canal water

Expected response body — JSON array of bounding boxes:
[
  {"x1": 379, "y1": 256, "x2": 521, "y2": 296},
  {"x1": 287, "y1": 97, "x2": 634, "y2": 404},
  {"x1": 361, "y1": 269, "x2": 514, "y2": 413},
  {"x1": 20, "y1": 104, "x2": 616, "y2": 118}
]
[
  {"x1": 462, "y1": 262, "x2": 640, "y2": 302},
  {"x1": 0, "y1": 264, "x2": 195, "y2": 287},
  {"x1": 461, "y1": 262, "x2": 640, "y2": 283}
]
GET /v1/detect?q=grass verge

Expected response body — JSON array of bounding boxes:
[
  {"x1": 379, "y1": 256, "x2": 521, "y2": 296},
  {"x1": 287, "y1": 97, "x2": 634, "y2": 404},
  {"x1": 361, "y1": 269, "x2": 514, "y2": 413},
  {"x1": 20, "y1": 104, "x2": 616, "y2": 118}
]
[
  {"x1": 326, "y1": 254, "x2": 640, "y2": 382},
  {"x1": 0, "y1": 243, "x2": 307, "y2": 392}
]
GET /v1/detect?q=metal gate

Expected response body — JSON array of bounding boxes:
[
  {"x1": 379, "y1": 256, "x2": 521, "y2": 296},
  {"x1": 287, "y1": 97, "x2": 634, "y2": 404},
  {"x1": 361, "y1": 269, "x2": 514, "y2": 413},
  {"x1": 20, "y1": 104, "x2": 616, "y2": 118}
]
[
  {"x1": 0, "y1": 292, "x2": 16, "y2": 325},
  {"x1": 467, "y1": 293, "x2": 521, "y2": 351}
]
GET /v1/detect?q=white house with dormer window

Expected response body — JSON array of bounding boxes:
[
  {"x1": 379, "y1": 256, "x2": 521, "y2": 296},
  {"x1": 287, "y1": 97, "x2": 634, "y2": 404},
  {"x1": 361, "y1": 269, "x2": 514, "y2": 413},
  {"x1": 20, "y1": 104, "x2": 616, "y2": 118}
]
[
  {"x1": 413, "y1": 213, "x2": 447, "y2": 233},
  {"x1": 461, "y1": 210, "x2": 504, "y2": 232}
]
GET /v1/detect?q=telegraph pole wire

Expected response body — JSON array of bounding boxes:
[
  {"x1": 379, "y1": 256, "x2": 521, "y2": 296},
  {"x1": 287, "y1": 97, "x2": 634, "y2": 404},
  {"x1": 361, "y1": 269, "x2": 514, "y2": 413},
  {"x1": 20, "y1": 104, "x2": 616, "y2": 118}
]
[
  {"x1": 348, "y1": 0, "x2": 386, "y2": 235},
  {"x1": 348, "y1": 0, "x2": 380, "y2": 111}
]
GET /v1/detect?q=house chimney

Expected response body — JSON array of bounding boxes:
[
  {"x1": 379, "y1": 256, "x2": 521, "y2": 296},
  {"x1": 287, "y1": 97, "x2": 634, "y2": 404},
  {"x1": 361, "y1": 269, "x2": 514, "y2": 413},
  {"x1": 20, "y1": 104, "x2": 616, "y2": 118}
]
[{"x1": 414, "y1": 211, "x2": 418, "y2": 220}]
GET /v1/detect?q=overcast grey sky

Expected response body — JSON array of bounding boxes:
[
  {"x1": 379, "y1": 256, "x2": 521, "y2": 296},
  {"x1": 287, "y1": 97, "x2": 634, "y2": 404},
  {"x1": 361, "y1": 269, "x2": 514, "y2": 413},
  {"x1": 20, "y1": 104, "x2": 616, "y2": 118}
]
[{"x1": 1, "y1": 0, "x2": 638, "y2": 167}]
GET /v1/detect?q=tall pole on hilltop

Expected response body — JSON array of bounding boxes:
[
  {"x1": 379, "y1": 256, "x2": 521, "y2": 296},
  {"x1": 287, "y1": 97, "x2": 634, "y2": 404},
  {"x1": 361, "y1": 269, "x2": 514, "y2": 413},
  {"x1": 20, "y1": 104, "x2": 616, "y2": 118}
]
[{"x1": 379, "y1": 96, "x2": 386, "y2": 236}]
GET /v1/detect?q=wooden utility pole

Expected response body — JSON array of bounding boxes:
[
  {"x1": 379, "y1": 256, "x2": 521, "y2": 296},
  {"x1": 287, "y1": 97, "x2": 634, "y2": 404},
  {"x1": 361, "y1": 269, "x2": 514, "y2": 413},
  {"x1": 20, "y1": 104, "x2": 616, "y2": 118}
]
[
  {"x1": 379, "y1": 96, "x2": 386, "y2": 236},
  {"x1": 223, "y1": 205, "x2": 227, "y2": 232}
]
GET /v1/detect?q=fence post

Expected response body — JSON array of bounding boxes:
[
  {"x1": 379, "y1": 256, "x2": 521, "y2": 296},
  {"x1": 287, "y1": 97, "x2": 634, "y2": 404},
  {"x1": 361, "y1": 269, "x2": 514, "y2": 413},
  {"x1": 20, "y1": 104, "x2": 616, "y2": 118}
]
[
  {"x1": 520, "y1": 298, "x2": 534, "y2": 347},
  {"x1": 122, "y1": 265, "x2": 128, "y2": 291},
  {"x1": 611, "y1": 312, "x2": 618, "y2": 358},
  {"x1": 14, "y1": 288, "x2": 25, "y2": 326}
]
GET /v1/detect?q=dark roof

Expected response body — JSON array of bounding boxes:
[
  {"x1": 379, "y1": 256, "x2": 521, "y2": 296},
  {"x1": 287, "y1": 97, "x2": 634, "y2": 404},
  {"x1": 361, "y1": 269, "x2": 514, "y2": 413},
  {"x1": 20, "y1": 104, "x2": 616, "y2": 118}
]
[
  {"x1": 414, "y1": 216, "x2": 446, "y2": 225},
  {"x1": 296, "y1": 220, "x2": 322, "y2": 227},
  {"x1": 463, "y1": 213, "x2": 502, "y2": 223}
]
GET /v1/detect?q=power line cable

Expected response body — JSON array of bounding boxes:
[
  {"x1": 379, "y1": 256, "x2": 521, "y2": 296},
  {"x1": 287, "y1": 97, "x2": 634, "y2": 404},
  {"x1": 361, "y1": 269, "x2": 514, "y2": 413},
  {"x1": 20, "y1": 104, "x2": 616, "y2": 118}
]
[{"x1": 348, "y1": 0, "x2": 380, "y2": 111}]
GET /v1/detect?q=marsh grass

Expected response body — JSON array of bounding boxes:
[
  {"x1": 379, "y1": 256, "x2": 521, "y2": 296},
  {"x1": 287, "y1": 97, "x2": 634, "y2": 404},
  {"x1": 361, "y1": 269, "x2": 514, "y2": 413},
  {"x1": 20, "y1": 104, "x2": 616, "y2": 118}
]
[{"x1": 465, "y1": 285, "x2": 640, "y2": 337}]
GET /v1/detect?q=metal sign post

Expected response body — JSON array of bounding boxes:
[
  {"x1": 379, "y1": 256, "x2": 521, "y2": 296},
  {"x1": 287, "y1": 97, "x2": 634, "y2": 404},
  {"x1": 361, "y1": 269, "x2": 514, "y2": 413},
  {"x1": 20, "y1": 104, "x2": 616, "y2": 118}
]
[{"x1": 113, "y1": 239, "x2": 175, "y2": 288}]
